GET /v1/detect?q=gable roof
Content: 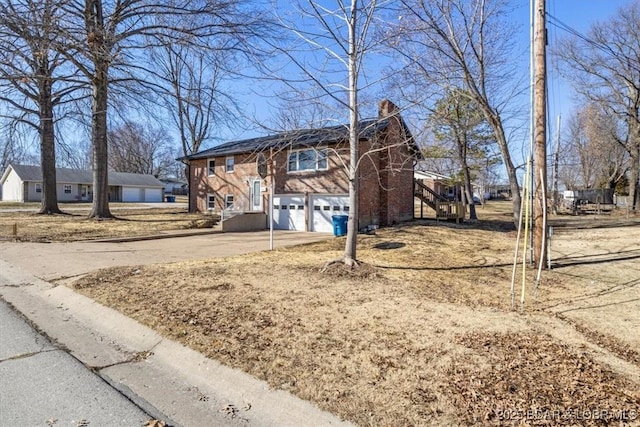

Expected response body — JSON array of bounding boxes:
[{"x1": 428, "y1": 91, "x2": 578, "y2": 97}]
[
  {"x1": 2, "y1": 164, "x2": 165, "y2": 188},
  {"x1": 414, "y1": 170, "x2": 453, "y2": 182},
  {"x1": 184, "y1": 118, "x2": 404, "y2": 160}
]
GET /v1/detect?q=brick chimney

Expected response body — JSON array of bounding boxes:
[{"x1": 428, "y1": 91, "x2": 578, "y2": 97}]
[{"x1": 378, "y1": 99, "x2": 399, "y2": 118}]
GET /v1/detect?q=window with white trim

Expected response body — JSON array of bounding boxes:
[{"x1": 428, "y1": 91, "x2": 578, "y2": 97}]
[
  {"x1": 35, "y1": 183, "x2": 42, "y2": 193},
  {"x1": 226, "y1": 156, "x2": 234, "y2": 173},
  {"x1": 64, "y1": 184, "x2": 72, "y2": 194},
  {"x1": 225, "y1": 194, "x2": 234, "y2": 209},
  {"x1": 207, "y1": 194, "x2": 215, "y2": 210},
  {"x1": 207, "y1": 159, "x2": 215, "y2": 176},
  {"x1": 288, "y1": 148, "x2": 328, "y2": 172}
]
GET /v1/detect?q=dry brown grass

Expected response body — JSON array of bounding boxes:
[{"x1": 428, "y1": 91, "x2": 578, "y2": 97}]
[
  {"x1": 69, "y1": 202, "x2": 640, "y2": 426},
  {"x1": 0, "y1": 206, "x2": 217, "y2": 242}
]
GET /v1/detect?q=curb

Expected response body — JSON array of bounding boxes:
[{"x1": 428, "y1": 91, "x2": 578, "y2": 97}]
[{"x1": 0, "y1": 260, "x2": 353, "y2": 427}]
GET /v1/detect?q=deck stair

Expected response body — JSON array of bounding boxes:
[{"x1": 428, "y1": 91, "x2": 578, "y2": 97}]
[{"x1": 414, "y1": 179, "x2": 465, "y2": 222}]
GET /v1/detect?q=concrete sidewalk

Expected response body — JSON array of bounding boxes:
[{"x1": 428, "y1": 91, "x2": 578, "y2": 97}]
[{"x1": 0, "y1": 230, "x2": 349, "y2": 427}]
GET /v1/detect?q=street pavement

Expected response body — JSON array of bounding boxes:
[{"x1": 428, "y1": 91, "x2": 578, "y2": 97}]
[
  {"x1": 0, "y1": 231, "x2": 351, "y2": 427},
  {"x1": 0, "y1": 299, "x2": 153, "y2": 426}
]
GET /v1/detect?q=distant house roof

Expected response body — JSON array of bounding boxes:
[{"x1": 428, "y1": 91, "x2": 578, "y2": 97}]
[
  {"x1": 1, "y1": 164, "x2": 165, "y2": 188},
  {"x1": 414, "y1": 170, "x2": 453, "y2": 182},
  {"x1": 184, "y1": 118, "x2": 417, "y2": 160},
  {"x1": 160, "y1": 177, "x2": 187, "y2": 185}
]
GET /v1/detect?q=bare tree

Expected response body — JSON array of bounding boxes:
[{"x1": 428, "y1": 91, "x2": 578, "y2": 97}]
[
  {"x1": 266, "y1": 93, "x2": 340, "y2": 131},
  {"x1": 554, "y1": 0, "x2": 640, "y2": 210},
  {"x1": 0, "y1": 119, "x2": 35, "y2": 171},
  {"x1": 564, "y1": 110, "x2": 597, "y2": 189},
  {"x1": 0, "y1": 0, "x2": 81, "y2": 213},
  {"x1": 55, "y1": 0, "x2": 261, "y2": 218},
  {"x1": 270, "y1": 0, "x2": 389, "y2": 267},
  {"x1": 107, "y1": 120, "x2": 173, "y2": 177},
  {"x1": 564, "y1": 104, "x2": 628, "y2": 190},
  {"x1": 390, "y1": 0, "x2": 524, "y2": 225},
  {"x1": 153, "y1": 42, "x2": 241, "y2": 168}
]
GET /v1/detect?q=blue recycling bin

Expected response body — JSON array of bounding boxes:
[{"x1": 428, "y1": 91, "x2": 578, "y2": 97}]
[
  {"x1": 332, "y1": 215, "x2": 349, "y2": 237},
  {"x1": 165, "y1": 195, "x2": 175, "y2": 202}
]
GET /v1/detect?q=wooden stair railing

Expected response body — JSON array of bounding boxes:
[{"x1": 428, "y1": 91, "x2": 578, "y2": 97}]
[
  {"x1": 414, "y1": 179, "x2": 465, "y2": 222},
  {"x1": 414, "y1": 179, "x2": 448, "y2": 210}
]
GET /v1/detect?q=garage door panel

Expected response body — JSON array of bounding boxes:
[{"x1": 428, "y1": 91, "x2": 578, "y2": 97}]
[
  {"x1": 145, "y1": 189, "x2": 163, "y2": 202},
  {"x1": 122, "y1": 187, "x2": 138, "y2": 202},
  {"x1": 310, "y1": 194, "x2": 349, "y2": 233},
  {"x1": 273, "y1": 195, "x2": 305, "y2": 231}
]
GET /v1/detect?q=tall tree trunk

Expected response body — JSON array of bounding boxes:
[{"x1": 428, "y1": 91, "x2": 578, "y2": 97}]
[
  {"x1": 86, "y1": 0, "x2": 111, "y2": 219},
  {"x1": 629, "y1": 143, "x2": 639, "y2": 210},
  {"x1": 343, "y1": 0, "x2": 358, "y2": 267},
  {"x1": 462, "y1": 165, "x2": 477, "y2": 220},
  {"x1": 38, "y1": 61, "x2": 62, "y2": 215},
  {"x1": 484, "y1": 110, "x2": 521, "y2": 225},
  {"x1": 630, "y1": 116, "x2": 640, "y2": 210},
  {"x1": 89, "y1": 67, "x2": 112, "y2": 218},
  {"x1": 457, "y1": 132, "x2": 476, "y2": 220}
]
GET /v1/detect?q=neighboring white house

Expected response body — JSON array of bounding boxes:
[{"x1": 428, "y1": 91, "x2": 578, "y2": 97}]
[
  {"x1": 0, "y1": 164, "x2": 165, "y2": 203},
  {"x1": 160, "y1": 177, "x2": 188, "y2": 194}
]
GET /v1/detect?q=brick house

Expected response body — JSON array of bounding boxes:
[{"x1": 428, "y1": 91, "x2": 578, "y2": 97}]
[{"x1": 183, "y1": 100, "x2": 419, "y2": 232}]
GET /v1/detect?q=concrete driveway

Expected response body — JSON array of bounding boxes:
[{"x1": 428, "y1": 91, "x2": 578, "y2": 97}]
[{"x1": 0, "y1": 230, "x2": 333, "y2": 281}]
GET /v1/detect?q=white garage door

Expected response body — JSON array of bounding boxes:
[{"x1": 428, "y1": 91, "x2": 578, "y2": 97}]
[
  {"x1": 145, "y1": 188, "x2": 163, "y2": 202},
  {"x1": 310, "y1": 194, "x2": 349, "y2": 233},
  {"x1": 122, "y1": 187, "x2": 140, "y2": 202},
  {"x1": 272, "y1": 195, "x2": 306, "y2": 231}
]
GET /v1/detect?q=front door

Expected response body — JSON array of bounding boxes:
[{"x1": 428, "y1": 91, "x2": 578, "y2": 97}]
[{"x1": 250, "y1": 179, "x2": 263, "y2": 211}]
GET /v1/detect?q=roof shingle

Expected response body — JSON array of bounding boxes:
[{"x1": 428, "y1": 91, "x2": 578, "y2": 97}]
[
  {"x1": 5, "y1": 164, "x2": 164, "y2": 188},
  {"x1": 185, "y1": 118, "x2": 388, "y2": 160}
]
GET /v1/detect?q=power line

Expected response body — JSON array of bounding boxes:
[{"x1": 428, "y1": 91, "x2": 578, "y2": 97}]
[{"x1": 545, "y1": 12, "x2": 618, "y2": 59}]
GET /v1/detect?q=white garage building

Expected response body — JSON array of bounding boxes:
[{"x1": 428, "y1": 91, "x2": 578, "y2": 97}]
[{"x1": 1, "y1": 164, "x2": 165, "y2": 203}]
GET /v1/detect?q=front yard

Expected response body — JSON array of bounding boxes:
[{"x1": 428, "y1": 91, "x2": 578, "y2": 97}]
[
  {"x1": 55, "y1": 202, "x2": 640, "y2": 426},
  {"x1": 0, "y1": 202, "x2": 217, "y2": 242}
]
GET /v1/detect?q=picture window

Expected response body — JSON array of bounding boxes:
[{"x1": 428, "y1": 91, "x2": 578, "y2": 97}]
[{"x1": 287, "y1": 148, "x2": 328, "y2": 172}]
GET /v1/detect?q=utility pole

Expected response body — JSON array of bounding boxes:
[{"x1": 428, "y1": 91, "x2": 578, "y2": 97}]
[
  {"x1": 552, "y1": 115, "x2": 561, "y2": 215},
  {"x1": 533, "y1": 0, "x2": 547, "y2": 267}
]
